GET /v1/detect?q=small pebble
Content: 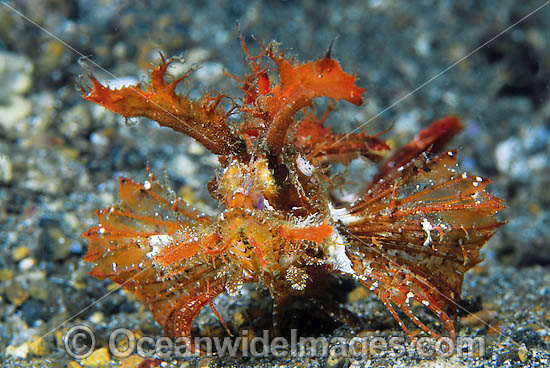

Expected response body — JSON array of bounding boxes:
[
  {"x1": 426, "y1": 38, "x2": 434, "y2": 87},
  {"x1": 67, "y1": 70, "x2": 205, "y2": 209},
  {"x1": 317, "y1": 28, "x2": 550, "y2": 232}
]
[
  {"x1": 120, "y1": 355, "x2": 145, "y2": 368},
  {"x1": 185, "y1": 48, "x2": 211, "y2": 65},
  {"x1": 55, "y1": 330, "x2": 65, "y2": 348},
  {"x1": 233, "y1": 311, "x2": 245, "y2": 328},
  {"x1": 18, "y1": 257, "x2": 36, "y2": 271},
  {"x1": 169, "y1": 153, "x2": 197, "y2": 178},
  {"x1": 195, "y1": 62, "x2": 224, "y2": 84},
  {"x1": 28, "y1": 275, "x2": 49, "y2": 301},
  {"x1": 188, "y1": 140, "x2": 206, "y2": 155},
  {"x1": 326, "y1": 346, "x2": 349, "y2": 368},
  {"x1": 348, "y1": 286, "x2": 369, "y2": 302},
  {"x1": 5, "y1": 280, "x2": 30, "y2": 307},
  {"x1": 28, "y1": 336, "x2": 49, "y2": 357},
  {"x1": 0, "y1": 154, "x2": 12, "y2": 183},
  {"x1": 0, "y1": 51, "x2": 33, "y2": 98},
  {"x1": 518, "y1": 344, "x2": 529, "y2": 363},
  {"x1": 12, "y1": 246, "x2": 30, "y2": 261},
  {"x1": 0, "y1": 95, "x2": 32, "y2": 133},
  {"x1": 5, "y1": 342, "x2": 29, "y2": 359},
  {"x1": 20, "y1": 298, "x2": 46, "y2": 325},
  {"x1": 89, "y1": 311, "x2": 105, "y2": 325},
  {"x1": 48, "y1": 228, "x2": 72, "y2": 260},
  {"x1": 90, "y1": 131, "x2": 110, "y2": 146},
  {"x1": 81, "y1": 347, "x2": 110, "y2": 367},
  {"x1": 61, "y1": 104, "x2": 92, "y2": 139},
  {"x1": 178, "y1": 185, "x2": 195, "y2": 204},
  {"x1": 197, "y1": 357, "x2": 216, "y2": 368},
  {"x1": 0, "y1": 269, "x2": 14, "y2": 281},
  {"x1": 495, "y1": 137, "x2": 522, "y2": 174}
]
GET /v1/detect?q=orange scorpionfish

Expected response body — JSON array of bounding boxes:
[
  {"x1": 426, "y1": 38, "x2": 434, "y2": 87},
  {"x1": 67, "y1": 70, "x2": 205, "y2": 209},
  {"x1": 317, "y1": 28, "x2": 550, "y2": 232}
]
[{"x1": 81, "y1": 37, "x2": 504, "y2": 350}]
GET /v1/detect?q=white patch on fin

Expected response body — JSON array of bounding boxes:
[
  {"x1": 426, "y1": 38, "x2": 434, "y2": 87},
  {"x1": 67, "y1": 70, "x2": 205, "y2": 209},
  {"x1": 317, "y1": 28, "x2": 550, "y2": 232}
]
[
  {"x1": 326, "y1": 229, "x2": 355, "y2": 275},
  {"x1": 147, "y1": 234, "x2": 174, "y2": 259},
  {"x1": 421, "y1": 218, "x2": 433, "y2": 246},
  {"x1": 329, "y1": 203, "x2": 362, "y2": 225}
]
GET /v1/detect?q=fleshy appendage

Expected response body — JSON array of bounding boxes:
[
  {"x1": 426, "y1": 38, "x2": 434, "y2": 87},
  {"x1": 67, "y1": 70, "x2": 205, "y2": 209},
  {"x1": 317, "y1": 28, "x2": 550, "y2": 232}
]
[
  {"x1": 82, "y1": 57, "x2": 236, "y2": 155},
  {"x1": 82, "y1": 172, "x2": 227, "y2": 352},
  {"x1": 335, "y1": 118, "x2": 504, "y2": 340}
]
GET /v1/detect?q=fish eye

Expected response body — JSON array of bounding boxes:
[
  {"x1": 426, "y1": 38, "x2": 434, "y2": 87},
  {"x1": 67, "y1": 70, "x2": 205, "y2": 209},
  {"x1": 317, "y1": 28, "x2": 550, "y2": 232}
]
[{"x1": 273, "y1": 163, "x2": 289, "y2": 184}]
